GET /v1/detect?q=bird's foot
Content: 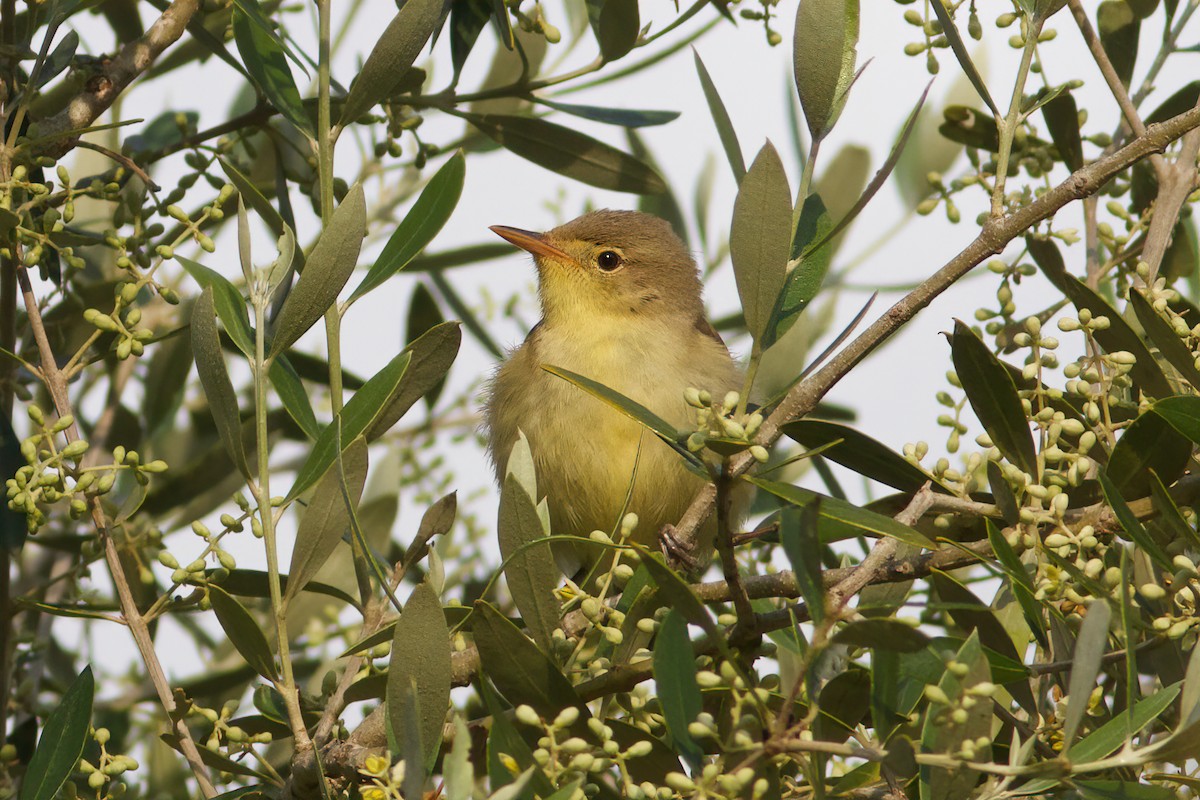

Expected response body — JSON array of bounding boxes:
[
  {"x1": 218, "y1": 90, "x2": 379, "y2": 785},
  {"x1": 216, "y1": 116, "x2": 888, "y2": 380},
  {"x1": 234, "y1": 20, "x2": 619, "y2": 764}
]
[{"x1": 658, "y1": 524, "x2": 700, "y2": 573}]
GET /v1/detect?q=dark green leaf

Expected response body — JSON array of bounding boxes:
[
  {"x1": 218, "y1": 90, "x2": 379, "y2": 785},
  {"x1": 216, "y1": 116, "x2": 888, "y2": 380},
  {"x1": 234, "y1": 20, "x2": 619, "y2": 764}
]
[
  {"x1": 1106, "y1": 408, "x2": 1191, "y2": 497},
  {"x1": 32, "y1": 30, "x2": 78, "y2": 91},
  {"x1": 349, "y1": 152, "x2": 466, "y2": 304},
  {"x1": 449, "y1": 0, "x2": 491, "y2": 79},
  {"x1": 340, "y1": 0, "x2": 445, "y2": 124},
  {"x1": 1130, "y1": 288, "x2": 1200, "y2": 389},
  {"x1": 938, "y1": 105, "x2": 1001, "y2": 151},
  {"x1": 480, "y1": 680, "x2": 552, "y2": 798},
  {"x1": 406, "y1": 284, "x2": 447, "y2": 408},
  {"x1": 596, "y1": 0, "x2": 638, "y2": 61},
  {"x1": 269, "y1": 355, "x2": 320, "y2": 439},
  {"x1": 833, "y1": 619, "x2": 930, "y2": 652},
  {"x1": 232, "y1": 4, "x2": 311, "y2": 135},
  {"x1": 288, "y1": 350, "x2": 411, "y2": 499},
  {"x1": 537, "y1": 98, "x2": 679, "y2": 128},
  {"x1": 466, "y1": 113, "x2": 665, "y2": 194},
  {"x1": 270, "y1": 183, "x2": 366, "y2": 358},
  {"x1": 782, "y1": 419, "x2": 939, "y2": 492},
  {"x1": 636, "y1": 547, "x2": 720, "y2": 639},
  {"x1": 388, "y1": 581, "x2": 452, "y2": 771},
  {"x1": 210, "y1": 569, "x2": 359, "y2": 607},
  {"x1": 652, "y1": 610, "x2": 704, "y2": 769},
  {"x1": 219, "y1": 158, "x2": 286, "y2": 237},
  {"x1": 1042, "y1": 89, "x2": 1084, "y2": 170},
  {"x1": 949, "y1": 320, "x2": 1038, "y2": 477},
  {"x1": 1149, "y1": 394, "x2": 1200, "y2": 447},
  {"x1": 363, "y1": 321, "x2": 461, "y2": 440},
  {"x1": 1147, "y1": 467, "x2": 1200, "y2": 549},
  {"x1": 986, "y1": 520, "x2": 1048, "y2": 648},
  {"x1": 192, "y1": 288, "x2": 250, "y2": 479},
  {"x1": 1145, "y1": 80, "x2": 1200, "y2": 126},
  {"x1": 763, "y1": 193, "x2": 832, "y2": 348},
  {"x1": 693, "y1": 50, "x2": 745, "y2": 181},
  {"x1": 793, "y1": 0, "x2": 860, "y2": 139},
  {"x1": 750, "y1": 478, "x2": 935, "y2": 549},
  {"x1": 498, "y1": 451, "x2": 561, "y2": 652},
  {"x1": 208, "y1": 585, "x2": 278, "y2": 681},
  {"x1": 731, "y1": 141, "x2": 792, "y2": 346},
  {"x1": 1062, "y1": 600, "x2": 1112, "y2": 750},
  {"x1": 178, "y1": 256, "x2": 254, "y2": 356},
  {"x1": 779, "y1": 504, "x2": 825, "y2": 625},
  {"x1": 20, "y1": 666, "x2": 93, "y2": 800},
  {"x1": 160, "y1": 734, "x2": 268, "y2": 780},
  {"x1": 285, "y1": 437, "x2": 369, "y2": 605},
  {"x1": 628, "y1": 130, "x2": 690, "y2": 245},
  {"x1": 927, "y1": 0, "x2": 998, "y2": 115},
  {"x1": 1097, "y1": 468, "x2": 1173, "y2": 571},
  {"x1": 472, "y1": 601, "x2": 586, "y2": 718},
  {"x1": 1098, "y1": 1, "x2": 1139, "y2": 88},
  {"x1": 210, "y1": 788, "x2": 269, "y2": 800}
]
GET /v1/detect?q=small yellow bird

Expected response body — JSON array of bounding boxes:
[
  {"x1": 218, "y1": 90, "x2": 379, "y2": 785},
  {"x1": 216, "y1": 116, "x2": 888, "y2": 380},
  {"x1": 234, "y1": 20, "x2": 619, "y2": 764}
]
[{"x1": 484, "y1": 210, "x2": 743, "y2": 573}]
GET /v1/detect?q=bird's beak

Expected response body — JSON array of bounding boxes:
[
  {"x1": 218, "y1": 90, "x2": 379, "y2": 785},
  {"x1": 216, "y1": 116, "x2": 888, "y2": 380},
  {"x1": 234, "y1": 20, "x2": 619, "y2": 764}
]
[{"x1": 490, "y1": 225, "x2": 574, "y2": 263}]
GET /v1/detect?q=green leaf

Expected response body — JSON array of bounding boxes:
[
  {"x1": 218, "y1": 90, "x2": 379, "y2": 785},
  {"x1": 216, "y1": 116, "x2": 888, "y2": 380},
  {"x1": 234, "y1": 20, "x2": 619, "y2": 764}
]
[
  {"x1": 782, "y1": 419, "x2": 939, "y2": 492},
  {"x1": 208, "y1": 585, "x2": 278, "y2": 681},
  {"x1": 270, "y1": 183, "x2": 366, "y2": 359},
  {"x1": 693, "y1": 50, "x2": 745, "y2": 181},
  {"x1": 20, "y1": 666, "x2": 93, "y2": 800},
  {"x1": 405, "y1": 284, "x2": 447, "y2": 409},
  {"x1": 232, "y1": 3, "x2": 311, "y2": 135},
  {"x1": 1149, "y1": 394, "x2": 1200, "y2": 446},
  {"x1": 472, "y1": 601, "x2": 587, "y2": 718},
  {"x1": 1029, "y1": 235, "x2": 1173, "y2": 398},
  {"x1": 363, "y1": 321, "x2": 461, "y2": 440},
  {"x1": 219, "y1": 158, "x2": 286, "y2": 237},
  {"x1": 288, "y1": 350, "x2": 411, "y2": 499},
  {"x1": 950, "y1": 320, "x2": 1038, "y2": 477},
  {"x1": 793, "y1": 0, "x2": 859, "y2": 140},
  {"x1": 1106, "y1": 407, "x2": 1191, "y2": 497},
  {"x1": 1098, "y1": 1, "x2": 1139, "y2": 88},
  {"x1": 762, "y1": 194, "x2": 832, "y2": 348},
  {"x1": 536, "y1": 98, "x2": 679, "y2": 129},
  {"x1": 779, "y1": 504, "x2": 825, "y2": 625},
  {"x1": 466, "y1": 114, "x2": 666, "y2": 195},
  {"x1": 285, "y1": 437, "x2": 369, "y2": 606},
  {"x1": 731, "y1": 141, "x2": 793, "y2": 346},
  {"x1": 498, "y1": 464, "x2": 561, "y2": 652},
  {"x1": 443, "y1": 715, "x2": 474, "y2": 800},
  {"x1": 986, "y1": 520, "x2": 1048, "y2": 648},
  {"x1": 349, "y1": 152, "x2": 466, "y2": 304},
  {"x1": 541, "y1": 365, "x2": 705, "y2": 473},
  {"x1": 1096, "y1": 468, "x2": 1173, "y2": 571},
  {"x1": 918, "y1": 631, "x2": 989, "y2": 800},
  {"x1": 833, "y1": 619, "x2": 930, "y2": 652},
  {"x1": 160, "y1": 733, "x2": 269, "y2": 780},
  {"x1": 209, "y1": 568, "x2": 359, "y2": 607},
  {"x1": 749, "y1": 477, "x2": 935, "y2": 549},
  {"x1": 1042, "y1": 89, "x2": 1084, "y2": 170},
  {"x1": 596, "y1": 0, "x2": 638, "y2": 61},
  {"x1": 1062, "y1": 600, "x2": 1112, "y2": 750},
  {"x1": 339, "y1": 0, "x2": 444, "y2": 124},
  {"x1": 210, "y1": 788, "x2": 269, "y2": 800},
  {"x1": 178, "y1": 256, "x2": 254, "y2": 357},
  {"x1": 938, "y1": 105, "x2": 1001, "y2": 151},
  {"x1": 636, "y1": 547, "x2": 721, "y2": 639},
  {"x1": 1130, "y1": 288, "x2": 1200, "y2": 390},
  {"x1": 449, "y1": 0, "x2": 490, "y2": 80},
  {"x1": 269, "y1": 355, "x2": 320, "y2": 439},
  {"x1": 1073, "y1": 684, "x2": 1180, "y2": 763},
  {"x1": 927, "y1": 0, "x2": 998, "y2": 116},
  {"x1": 652, "y1": 610, "x2": 704, "y2": 769},
  {"x1": 388, "y1": 581, "x2": 452, "y2": 771},
  {"x1": 192, "y1": 288, "x2": 250, "y2": 479}
]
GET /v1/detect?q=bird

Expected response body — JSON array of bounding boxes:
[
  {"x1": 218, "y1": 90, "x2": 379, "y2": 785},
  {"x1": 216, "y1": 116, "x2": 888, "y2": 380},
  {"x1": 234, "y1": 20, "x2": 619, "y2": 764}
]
[{"x1": 483, "y1": 209, "x2": 744, "y2": 576}]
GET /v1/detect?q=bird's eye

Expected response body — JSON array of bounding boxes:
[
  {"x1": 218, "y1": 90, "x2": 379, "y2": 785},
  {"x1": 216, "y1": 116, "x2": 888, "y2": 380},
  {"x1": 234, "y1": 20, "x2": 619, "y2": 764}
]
[{"x1": 597, "y1": 250, "x2": 622, "y2": 271}]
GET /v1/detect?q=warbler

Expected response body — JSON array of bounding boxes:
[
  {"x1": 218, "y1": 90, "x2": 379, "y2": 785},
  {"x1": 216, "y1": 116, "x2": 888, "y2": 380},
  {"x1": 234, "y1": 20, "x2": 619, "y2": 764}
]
[{"x1": 484, "y1": 210, "x2": 743, "y2": 573}]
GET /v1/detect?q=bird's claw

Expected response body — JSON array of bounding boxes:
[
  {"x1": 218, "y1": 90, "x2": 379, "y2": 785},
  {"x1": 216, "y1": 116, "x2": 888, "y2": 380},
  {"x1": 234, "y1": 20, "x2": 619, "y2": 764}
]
[{"x1": 658, "y1": 524, "x2": 699, "y2": 573}]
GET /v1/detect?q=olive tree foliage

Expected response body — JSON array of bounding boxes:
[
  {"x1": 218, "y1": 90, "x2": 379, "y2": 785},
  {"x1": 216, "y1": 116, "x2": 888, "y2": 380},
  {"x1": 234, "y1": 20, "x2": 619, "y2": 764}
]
[{"x1": 4, "y1": 0, "x2": 1200, "y2": 796}]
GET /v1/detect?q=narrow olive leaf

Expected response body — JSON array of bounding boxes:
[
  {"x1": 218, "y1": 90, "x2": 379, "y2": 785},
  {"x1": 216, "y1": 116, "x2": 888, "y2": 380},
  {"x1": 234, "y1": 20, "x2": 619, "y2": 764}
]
[
  {"x1": 1151, "y1": 395, "x2": 1200, "y2": 443},
  {"x1": 634, "y1": 546, "x2": 721, "y2": 638},
  {"x1": 32, "y1": 30, "x2": 78, "y2": 92},
  {"x1": 1098, "y1": 0, "x2": 1139, "y2": 88},
  {"x1": 403, "y1": 491, "x2": 457, "y2": 569},
  {"x1": 219, "y1": 158, "x2": 286, "y2": 237},
  {"x1": 1130, "y1": 288, "x2": 1200, "y2": 389},
  {"x1": 762, "y1": 194, "x2": 832, "y2": 349},
  {"x1": 693, "y1": 50, "x2": 746, "y2": 181},
  {"x1": 192, "y1": 288, "x2": 250, "y2": 479},
  {"x1": 779, "y1": 504, "x2": 826, "y2": 625},
  {"x1": 1148, "y1": 467, "x2": 1200, "y2": 549},
  {"x1": 388, "y1": 582, "x2": 451, "y2": 771},
  {"x1": 949, "y1": 320, "x2": 1038, "y2": 477},
  {"x1": 230, "y1": 0, "x2": 307, "y2": 71},
  {"x1": 472, "y1": 600, "x2": 587, "y2": 717},
  {"x1": 927, "y1": 0, "x2": 998, "y2": 116},
  {"x1": 833, "y1": 619, "x2": 930, "y2": 652},
  {"x1": 289, "y1": 350, "x2": 411, "y2": 499},
  {"x1": 160, "y1": 734, "x2": 268, "y2": 780},
  {"x1": 939, "y1": 105, "x2": 1001, "y2": 151},
  {"x1": 340, "y1": 0, "x2": 443, "y2": 124},
  {"x1": 208, "y1": 585, "x2": 278, "y2": 681},
  {"x1": 209, "y1": 788, "x2": 270, "y2": 800},
  {"x1": 596, "y1": 0, "x2": 638, "y2": 61},
  {"x1": 1106, "y1": 408, "x2": 1191, "y2": 496},
  {"x1": 1062, "y1": 600, "x2": 1112, "y2": 751},
  {"x1": 349, "y1": 152, "x2": 466, "y2": 304},
  {"x1": 1071, "y1": 684, "x2": 1180, "y2": 764},
  {"x1": 749, "y1": 478, "x2": 936, "y2": 549},
  {"x1": 498, "y1": 473, "x2": 561, "y2": 652},
  {"x1": 730, "y1": 142, "x2": 792, "y2": 345},
  {"x1": 232, "y1": 4, "x2": 311, "y2": 135},
  {"x1": 20, "y1": 666, "x2": 93, "y2": 800},
  {"x1": 405, "y1": 285, "x2": 448, "y2": 409},
  {"x1": 449, "y1": 0, "x2": 490, "y2": 79},
  {"x1": 627, "y1": 130, "x2": 689, "y2": 246},
  {"x1": 1029, "y1": 235, "x2": 1173, "y2": 398},
  {"x1": 178, "y1": 258, "x2": 254, "y2": 358},
  {"x1": 444, "y1": 715, "x2": 474, "y2": 800},
  {"x1": 465, "y1": 114, "x2": 666, "y2": 195},
  {"x1": 269, "y1": 356, "x2": 320, "y2": 440},
  {"x1": 270, "y1": 184, "x2": 365, "y2": 358},
  {"x1": 364, "y1": 321, "x2": 461, "y2": 441},
  {"x1": 793, "y1": 0, "x2": 859, "y2": 140},
  {"x1": 782, "y1": 419, "x2": 939, "y2": 492},
  {"x1": 213, "y1": 568, "x2": 359, "y2": 606},
  {"x1": 652, "y1": 610, "x2": 704, "y2": 769},
  {"x1": 1042, "y1": 90, "x2": 1084, "y2": 171},
  {"x1": 285, "y1": 437, "x2": 369, "y2": 606},
  {"x1": 536, "y1": 98, "x2": 679, "y2": 129},
  {"x1": 541, "y1": 365, "x2": 705, "y2": 473},
  {"x1": 986, "y1": 520, "x2": 1048, "y2": 648},
  {"x1": 1097, "y1": 468, "x2": 1173, "y2": 571}
]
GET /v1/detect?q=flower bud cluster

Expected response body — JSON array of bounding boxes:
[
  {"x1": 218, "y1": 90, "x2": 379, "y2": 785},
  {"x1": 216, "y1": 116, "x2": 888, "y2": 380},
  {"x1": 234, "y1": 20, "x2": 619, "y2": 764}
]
[
  {"x1": 683, "y1": 388, "x2": 768, "y2": 463},
  {"x1": 74, "y1": 726, "x2": 140, "y2": 793}
]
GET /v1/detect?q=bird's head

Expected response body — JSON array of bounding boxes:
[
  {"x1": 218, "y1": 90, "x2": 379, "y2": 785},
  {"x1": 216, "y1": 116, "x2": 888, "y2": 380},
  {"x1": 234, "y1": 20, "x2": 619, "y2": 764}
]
[{"x1": 491, "y1": 210, "x2": 705, "y2": 327}]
